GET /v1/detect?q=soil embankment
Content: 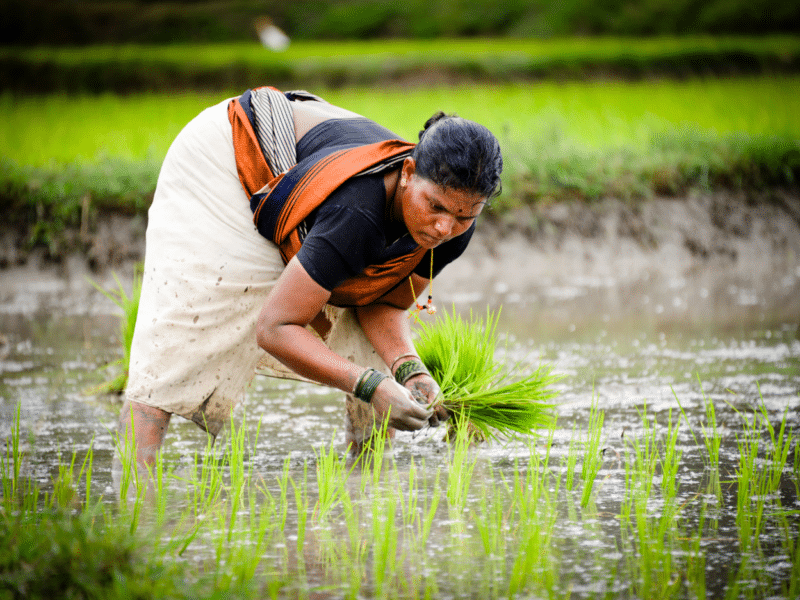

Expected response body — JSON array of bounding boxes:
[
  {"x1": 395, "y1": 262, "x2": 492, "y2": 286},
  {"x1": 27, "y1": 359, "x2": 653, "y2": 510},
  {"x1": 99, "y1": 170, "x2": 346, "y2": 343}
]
[{"x1": 1, "y1": 190, "x2": 799, "y2": 329}]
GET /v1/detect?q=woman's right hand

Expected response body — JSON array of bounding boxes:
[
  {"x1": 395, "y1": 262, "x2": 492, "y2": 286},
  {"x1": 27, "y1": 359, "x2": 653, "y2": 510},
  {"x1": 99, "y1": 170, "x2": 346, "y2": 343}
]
[{"x1": 369, "y1": 377, "x2": 433, "y2": 431}]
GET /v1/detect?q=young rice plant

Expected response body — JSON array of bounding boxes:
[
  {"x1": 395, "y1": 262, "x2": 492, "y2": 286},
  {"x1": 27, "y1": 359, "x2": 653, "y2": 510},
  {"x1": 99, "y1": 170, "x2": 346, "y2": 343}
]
[{"x1": 414, "y1": 306, "x2": 560, "y2": 441}]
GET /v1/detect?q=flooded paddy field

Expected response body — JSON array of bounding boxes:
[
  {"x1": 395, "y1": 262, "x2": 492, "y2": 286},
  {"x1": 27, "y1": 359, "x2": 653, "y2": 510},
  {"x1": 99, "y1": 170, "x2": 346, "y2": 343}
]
[{"x1": 1, "y1": 265, "x2": 799, "y2": 599}]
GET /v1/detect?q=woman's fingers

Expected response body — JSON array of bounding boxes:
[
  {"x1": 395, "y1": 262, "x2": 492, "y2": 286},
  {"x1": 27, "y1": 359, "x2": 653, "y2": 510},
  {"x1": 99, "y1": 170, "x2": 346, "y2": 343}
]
[
  {"x1": 372, "y1": 378, "x2": 432, "y2": 431},
  {"x1": 404, "y1": 374, "x2": 448, "y2": 427},
  {"x1": 433, "y1": 404, "x2": 450, "y2": 423}
]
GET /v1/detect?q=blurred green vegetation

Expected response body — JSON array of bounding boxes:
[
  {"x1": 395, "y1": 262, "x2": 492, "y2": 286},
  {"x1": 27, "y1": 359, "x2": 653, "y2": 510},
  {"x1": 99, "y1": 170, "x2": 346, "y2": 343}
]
[
  {"x1": 3, "y1": 37, "x2": 799, "y2": 94},
  {"x1": 1, "y1": 0, "x2": 798, "y2": 46},
  {"x1": 2, "y1": 76, "x2": 798, "y2": 259}
]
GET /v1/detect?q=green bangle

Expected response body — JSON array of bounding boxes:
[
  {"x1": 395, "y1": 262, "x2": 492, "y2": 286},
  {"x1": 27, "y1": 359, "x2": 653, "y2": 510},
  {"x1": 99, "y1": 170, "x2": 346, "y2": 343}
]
[
  {"x1": 353, "y1": 368, "x2": 387, "y2": 403},
  {"x1": 394, "y1": 359, "x2": 429, "y2": 386}
]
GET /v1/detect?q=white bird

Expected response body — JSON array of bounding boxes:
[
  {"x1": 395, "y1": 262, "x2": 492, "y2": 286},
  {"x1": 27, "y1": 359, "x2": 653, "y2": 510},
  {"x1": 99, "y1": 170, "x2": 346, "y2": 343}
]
[{"x1": 255, "y1": 17, "x2": 290, "y2": 52}]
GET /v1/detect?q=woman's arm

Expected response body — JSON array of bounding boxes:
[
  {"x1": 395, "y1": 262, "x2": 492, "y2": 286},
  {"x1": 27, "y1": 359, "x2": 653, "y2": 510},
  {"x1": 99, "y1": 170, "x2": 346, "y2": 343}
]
[
  {"x1": 355, "y1": 277, "x2": 449, "y2": 426},
  {"x1": 256, "y1": 257, "x2": 432, "y2": 430}
]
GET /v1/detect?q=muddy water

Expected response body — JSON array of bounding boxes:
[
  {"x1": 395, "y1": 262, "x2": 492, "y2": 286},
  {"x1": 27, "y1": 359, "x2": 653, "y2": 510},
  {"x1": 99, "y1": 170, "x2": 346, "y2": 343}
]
[{"x1": 1, "y1": 271, "x2": 799, "y2": 597}]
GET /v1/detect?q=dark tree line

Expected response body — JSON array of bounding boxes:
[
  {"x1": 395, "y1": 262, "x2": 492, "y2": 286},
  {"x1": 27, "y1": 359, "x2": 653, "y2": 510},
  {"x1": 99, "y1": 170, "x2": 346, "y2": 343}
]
[{"x1": 2, "y1": 0, "x2": 798, "y2": 46}]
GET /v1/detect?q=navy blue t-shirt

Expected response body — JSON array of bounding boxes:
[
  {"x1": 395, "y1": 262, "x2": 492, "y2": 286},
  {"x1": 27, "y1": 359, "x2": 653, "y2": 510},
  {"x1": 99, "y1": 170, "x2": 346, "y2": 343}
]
[{"x1": 292, "y1": 118, "x2": 475, "y2": 292}]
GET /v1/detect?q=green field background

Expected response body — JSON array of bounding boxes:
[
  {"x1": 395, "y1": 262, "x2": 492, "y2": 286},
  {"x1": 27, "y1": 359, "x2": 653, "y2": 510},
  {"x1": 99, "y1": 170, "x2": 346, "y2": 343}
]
[
  {"x1": 3, "y1": 77, "x2": 797, "y2": 166},
  {"x1": 1, "y1": 37, "x2": 799, "y2": 254}
]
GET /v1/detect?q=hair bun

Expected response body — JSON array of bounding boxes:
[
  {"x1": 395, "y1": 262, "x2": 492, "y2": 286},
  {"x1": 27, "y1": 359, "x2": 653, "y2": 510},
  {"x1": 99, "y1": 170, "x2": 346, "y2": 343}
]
[
  {"x1": 419, "y1": 111, "x2": 455, "y2": 141},
  {"x1": 412, "y1": 111, "x2": 503, "y2": 200}
]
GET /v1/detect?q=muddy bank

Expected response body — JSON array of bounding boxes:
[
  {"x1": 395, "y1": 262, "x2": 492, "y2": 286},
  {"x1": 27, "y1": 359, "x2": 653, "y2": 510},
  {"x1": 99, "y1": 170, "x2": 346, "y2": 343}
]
[{"x1": 2, "y1": 190, "x2": 799, "y2": 334}]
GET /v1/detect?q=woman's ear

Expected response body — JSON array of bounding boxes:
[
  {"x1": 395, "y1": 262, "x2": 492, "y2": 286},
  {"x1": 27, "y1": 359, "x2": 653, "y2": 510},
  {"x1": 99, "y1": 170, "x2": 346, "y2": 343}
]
[{"x1": 401, "y1": 157, "x2": 416, "y2": 183}]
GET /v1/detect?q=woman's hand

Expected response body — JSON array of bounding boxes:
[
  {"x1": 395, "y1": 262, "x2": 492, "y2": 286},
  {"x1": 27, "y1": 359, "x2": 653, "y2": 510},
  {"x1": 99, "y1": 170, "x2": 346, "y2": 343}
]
[
  {"x1": 404, "y1": 373, "x2": 449, "y2": 427},
  {"x1": 369, "y1": 378, "x2": 433, "y2": 431},
  {"x1": 354, "y1": 298, "x2": 448, "y2": 428}
]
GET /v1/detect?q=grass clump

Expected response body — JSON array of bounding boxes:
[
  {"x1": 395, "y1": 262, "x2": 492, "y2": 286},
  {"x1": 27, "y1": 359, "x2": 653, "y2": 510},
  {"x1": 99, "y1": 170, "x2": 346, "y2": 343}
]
[
  {"x1": 0, "y1": 509, "x2": 179, "y2": 600},
  {"x1": 0, "y1": 156, "x2": 157, "y2": 259},
  {"x1": 414, "y1": 306, "x2": 560, "y2": 441},
  {"x1": 87, "y1": 267, "x2": 142, "y2": 394}
]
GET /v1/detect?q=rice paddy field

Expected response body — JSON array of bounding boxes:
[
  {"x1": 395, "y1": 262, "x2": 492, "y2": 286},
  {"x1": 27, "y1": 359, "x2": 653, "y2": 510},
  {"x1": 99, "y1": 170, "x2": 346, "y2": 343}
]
[
  {"x1": 1, "y1": 299, "x2": 798, "y2": 599},
  {"x1": 3, "y1": 76, "x2": 799, "y2": 166},
  {"x1": 1, "y1": 36, "x2": 799, "y2": 599},
  {"x1": 2, "y1": 74, "x2": 799, "y2": 254},
  {"x1": 0, "y1": 77, "x2": 800, "y2": 166}
]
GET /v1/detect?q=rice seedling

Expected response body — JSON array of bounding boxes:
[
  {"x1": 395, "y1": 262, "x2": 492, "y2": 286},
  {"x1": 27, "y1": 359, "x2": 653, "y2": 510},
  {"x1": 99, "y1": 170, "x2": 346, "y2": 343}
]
[
  {"x1": 1, "y1": 411, "x2": 42, "y2": 521},
  {"x1": 446, "y1": 423, "x2": 479, "y2": 512},
  {"x1": 49, "y1": 446, "x2": 94, "y2": 511},
  {"x1": 417, "y1": 467, "x2": 442, "y2": 554},
  {"x1": 563, "y1": 424, "x2": 581, "y2": 492},
  {"x1": 580, "y1": 394, "x2": 606, "y2": 508},
  {"x1": 275, "y1": 456, "x2": 292, "y2": 533},
  {"x1": 758, "y1": 406, "x2": 793, "y2": 497},
  {"x1": 218, "y1": 489, "x2": 277, "y2": 591},
  {"x1": 364, "y1": 471, "x2": 404, "y2": 595},
  {"x1": 627, "y1": 405, "x2": 660, "y2": 499},
  {"x1": 357, "y1": 413, "x2": 392, "y2": 495},
  {"x1": 673, "y1": 381, "x2": 723, "y2": 506},
  {"x1": 398, "y1": 457, "x2": 419, "y2": 531},
  {"x1": 659, "y1": 409, "x2": 683, "y2": 506},
  {"x1": 180, "y1": 435, "x2": 225, "y2": 518},
  {"x1": 617, "y1": 408, "x2": 673, "y2": 593},
  {"x1": 369, "y1": 487, "x2": 400, "y2": 599},
  {"x1": 506, "y1": 443, "x2": 560, "y2": 597},
  {"x1": 415, "y1": 306, "x2": 560, "y2": 441},
  {"x1": 86, "y1": 266, "x2": 142, "y2": 394},
  {"x1": 112, "y1": 416, "x2": 151, "y2": 534},
  {"x1": 339, "y1": 489, "x2": 367, "y2": 596},
  {"x1": 781, "y1": 513, "x2": 800, "y2": 600},
  {"x1": 734, "y1": 428, "x2": 767, "y2": 555},
  {"x1": 312, "y1": 432, "x2": 353, "y2": 523},
  {"x1": 620, "y1": 410, "x2": 685, "y2": 600},
  {"x1": 473, "y1": 463, "x2": 509, "y2": 560},
  {"x1": 683, "y1": 501, "x2": 709, "y2": 600},
  {"x1": 792, "y1": 438, "x2": 800, "y2": 499},
  {"x1": 1, "y1": 402, "x2": 25, "y2": 510},
  {"x1": 290, "y1": 461, "x2": 310, "y2": 561},
  {"x1": 727, "y1": 394, "x2": 793, "y2": 555},
  {"x1": 699, "y1": 388, "x2": 722, "y2": 474}
]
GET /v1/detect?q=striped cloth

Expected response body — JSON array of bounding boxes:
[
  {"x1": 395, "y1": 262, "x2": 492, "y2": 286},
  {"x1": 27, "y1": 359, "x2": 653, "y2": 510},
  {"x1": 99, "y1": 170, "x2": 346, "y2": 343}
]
[
  {"x1": 249, "y1": 86, "x2": 406, "y2": 179},
  {"x1": 249, "y1": 87, "x2": 325, "y2": 176}
]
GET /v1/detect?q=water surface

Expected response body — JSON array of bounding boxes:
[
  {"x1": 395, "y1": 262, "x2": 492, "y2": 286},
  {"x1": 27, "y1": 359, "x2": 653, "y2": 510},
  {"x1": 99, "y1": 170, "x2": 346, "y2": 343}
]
[{"x1": 1, "y1": 272, "x2": 798, "y2": 598}]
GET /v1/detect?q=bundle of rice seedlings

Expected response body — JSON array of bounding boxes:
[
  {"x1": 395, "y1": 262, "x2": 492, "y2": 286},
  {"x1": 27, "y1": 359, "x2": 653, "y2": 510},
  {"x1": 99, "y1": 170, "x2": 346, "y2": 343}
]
[{"x1": 414, "y1": 306, "x2": 560, "y2": 442}]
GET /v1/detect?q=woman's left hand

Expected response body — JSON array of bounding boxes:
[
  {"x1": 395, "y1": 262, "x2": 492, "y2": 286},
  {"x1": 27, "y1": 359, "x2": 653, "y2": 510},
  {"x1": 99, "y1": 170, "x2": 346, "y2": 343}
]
[{"x1": 404, "y1": 374, "x2": 449, "y2": 427}]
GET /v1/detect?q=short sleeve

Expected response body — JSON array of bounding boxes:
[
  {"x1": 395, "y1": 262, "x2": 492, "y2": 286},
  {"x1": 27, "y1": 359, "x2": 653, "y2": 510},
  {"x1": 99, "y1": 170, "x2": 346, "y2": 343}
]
[{"x1": 296, "y1": 203, "x2": 386, "y2": 291}]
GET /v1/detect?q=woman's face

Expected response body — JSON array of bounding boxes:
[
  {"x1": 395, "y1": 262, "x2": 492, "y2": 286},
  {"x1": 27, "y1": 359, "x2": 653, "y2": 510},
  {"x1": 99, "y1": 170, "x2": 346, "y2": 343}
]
[{"x1": 399, "y1": 158, "x2": 487, "y2": 250}]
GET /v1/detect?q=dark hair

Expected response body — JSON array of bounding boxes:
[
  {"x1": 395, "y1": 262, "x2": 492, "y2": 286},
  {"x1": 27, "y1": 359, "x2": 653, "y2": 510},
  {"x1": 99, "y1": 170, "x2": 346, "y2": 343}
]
[{"x1": 412, "y1": 111, "x2": 503, "y2": 200}]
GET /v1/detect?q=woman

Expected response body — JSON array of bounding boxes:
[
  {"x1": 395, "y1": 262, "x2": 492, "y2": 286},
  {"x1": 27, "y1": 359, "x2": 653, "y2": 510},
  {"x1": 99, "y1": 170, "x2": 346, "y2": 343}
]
[{"x1": 118, "y1": 86, "x2": 502, "y2": 466}]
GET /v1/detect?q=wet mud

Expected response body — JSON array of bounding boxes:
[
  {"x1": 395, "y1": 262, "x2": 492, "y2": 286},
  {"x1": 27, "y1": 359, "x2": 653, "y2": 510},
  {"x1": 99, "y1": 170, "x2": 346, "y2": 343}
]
[{"x1": 2, "y1": 190, "x2": 800, "y2": 330}]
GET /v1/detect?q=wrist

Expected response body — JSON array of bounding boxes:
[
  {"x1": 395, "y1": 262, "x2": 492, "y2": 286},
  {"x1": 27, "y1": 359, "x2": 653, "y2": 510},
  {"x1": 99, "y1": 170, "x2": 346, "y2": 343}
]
[
  {"x1": 393, "y1": 358, "x2": 430, "y2": 386},
  {"x1": 353, "y1": 368, "x2": 387, "y2": 403},
  {"x1": 389, "y1": 352, "x2": 419, "y2": 373}
]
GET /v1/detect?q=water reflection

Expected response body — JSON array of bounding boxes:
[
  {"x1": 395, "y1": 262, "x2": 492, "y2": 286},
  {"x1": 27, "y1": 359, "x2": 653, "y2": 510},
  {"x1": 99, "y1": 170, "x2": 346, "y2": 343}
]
[{"x1": 0, "y1": 277, "x2": 798, "y2": 598}]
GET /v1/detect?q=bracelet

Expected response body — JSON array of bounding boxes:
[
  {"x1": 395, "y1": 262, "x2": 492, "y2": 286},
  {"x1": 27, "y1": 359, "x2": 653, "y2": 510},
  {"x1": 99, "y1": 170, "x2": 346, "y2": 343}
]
[
  {"x1": 353, "y1": 368, "x2": 387, "y2": 403},
  {"x1": 389, "y1": 352, "x2": 419, "y2": 373},
  {"x1": 394, "y1": 359, "x2": 430, "y2": 386}
]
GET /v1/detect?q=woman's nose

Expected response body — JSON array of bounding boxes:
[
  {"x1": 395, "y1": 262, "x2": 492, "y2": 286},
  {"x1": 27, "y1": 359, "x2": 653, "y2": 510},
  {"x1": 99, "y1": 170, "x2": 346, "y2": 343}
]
[{"x1": 434, "y1": 215, "x2": 455, "y2": 237}]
